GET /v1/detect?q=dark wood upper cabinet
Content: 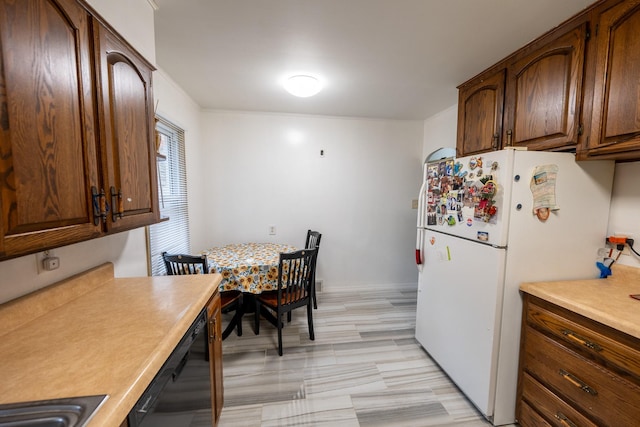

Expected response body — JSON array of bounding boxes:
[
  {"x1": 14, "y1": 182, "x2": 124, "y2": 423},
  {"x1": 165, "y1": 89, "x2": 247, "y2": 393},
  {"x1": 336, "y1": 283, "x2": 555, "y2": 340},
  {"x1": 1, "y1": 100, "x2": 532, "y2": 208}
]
[
  {"x1": 580, "y1": 0, "x2": 640, "y2": 160},
  {"x1": 0, "y1": 0, "x2": 159, "y2": 260},
  {"x1": 458, "y1": 0, "x2": 640, "y2": 162},
  {"x1": 504, "y1": 23, "x2": 587, "y2": 151},
  {"x1": 456, "y1": 69, "x2": 505, "y2": 157},
  {"x1": 0, "y1": 0, "x2": 102, "y2": 258},
  {"x1": 457, "y1": 20, "x2": 588, "y2": 157},
  {"x1": 94, "y1": 21, "x2": 159, "y2": 233}
]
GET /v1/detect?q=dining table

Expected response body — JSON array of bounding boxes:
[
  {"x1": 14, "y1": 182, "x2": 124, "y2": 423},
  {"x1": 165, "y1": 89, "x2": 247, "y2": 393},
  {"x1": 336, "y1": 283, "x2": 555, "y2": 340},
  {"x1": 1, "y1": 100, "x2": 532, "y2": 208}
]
[{"x1": 201, "y1": 242, "x2": 297, "y2": 294}]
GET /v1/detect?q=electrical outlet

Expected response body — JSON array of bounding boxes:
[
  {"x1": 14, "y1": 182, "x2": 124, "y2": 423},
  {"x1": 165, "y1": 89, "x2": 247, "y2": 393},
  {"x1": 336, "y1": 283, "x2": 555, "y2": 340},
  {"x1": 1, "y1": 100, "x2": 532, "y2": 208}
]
[
  {"x1": 269, "y1": 225, "x2": 276, "y2": 235},
  {"x1": 43, "y1": 256, "x2": 60, "y2": 270},
  {"x1": 412, "y1": 199, "x2": 419, "y2": 209},
  {"x1": 36, "y1": 250, "x2": 59, "y2": 273},
  {"x1": 613, "y1": 232, "x2": 635, "y2": 256}
]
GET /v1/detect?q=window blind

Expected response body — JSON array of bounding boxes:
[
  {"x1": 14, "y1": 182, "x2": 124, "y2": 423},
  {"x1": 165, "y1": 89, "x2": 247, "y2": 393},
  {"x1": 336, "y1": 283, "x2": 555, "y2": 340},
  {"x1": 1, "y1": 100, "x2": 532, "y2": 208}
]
[{"x1": 146, "y1": 116, "x2": 191, "y2": 276}]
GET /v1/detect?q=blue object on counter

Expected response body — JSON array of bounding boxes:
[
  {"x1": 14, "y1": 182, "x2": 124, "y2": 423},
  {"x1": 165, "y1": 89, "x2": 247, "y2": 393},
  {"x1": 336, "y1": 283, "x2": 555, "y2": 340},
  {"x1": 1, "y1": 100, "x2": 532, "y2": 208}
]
[{"x1": 596, "y1": 261, "x2": 612, "y2": 278}]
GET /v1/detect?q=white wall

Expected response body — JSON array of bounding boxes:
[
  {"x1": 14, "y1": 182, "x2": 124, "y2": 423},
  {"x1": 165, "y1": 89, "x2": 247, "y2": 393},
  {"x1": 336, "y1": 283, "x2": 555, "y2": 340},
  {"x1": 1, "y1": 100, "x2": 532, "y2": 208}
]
[
  {"x1": 0, "y1": 0, "x2": 157, "y2": 304},
  {"x1": 607, "y1": 162, "x2": 640, "y2": 268},
  {"x1": 86, "y1": 0, "x2": 156, "y2": 64},
  {"x1": 153, "y1": 70, "x2": 205, "y2": 253},
  {"x1": 422, "y1": 104, "x2": 458, "y2": 160},
  {"x1": 197, "y1": 111, "x2": 424, "y2": 288},
  {"x1": 422, "y1": 105, "x2": 640, "y2": 271}
]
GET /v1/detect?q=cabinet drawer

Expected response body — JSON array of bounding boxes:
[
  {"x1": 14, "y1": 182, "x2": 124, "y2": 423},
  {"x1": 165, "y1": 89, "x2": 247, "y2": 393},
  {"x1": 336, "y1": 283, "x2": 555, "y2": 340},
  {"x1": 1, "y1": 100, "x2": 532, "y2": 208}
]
[
  {"x1": 518, "y1": 400, "x2": 552, "y2": 427},
  {"x1": 523, "y1": 326, "x2": 640, "y2": 426},
  {"x1": 520, "y1": 373, "x2": 597, "y2": 427},
  {"x1": 526, "y1": 297, "x2": 640, "y2": 382}
]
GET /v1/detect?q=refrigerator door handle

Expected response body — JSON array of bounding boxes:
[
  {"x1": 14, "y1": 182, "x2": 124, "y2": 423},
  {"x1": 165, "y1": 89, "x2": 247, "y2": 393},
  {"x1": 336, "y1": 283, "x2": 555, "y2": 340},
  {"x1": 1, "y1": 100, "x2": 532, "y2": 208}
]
[
  {"x1": 416, "y1": 228, "x2": 424, "y2": 269},
  {"x1": 417, "y1": 181, "x2": 426, "y2": 228},
  {"x1": 416, "y1": 180, "x2": 427, "y2": 270}
]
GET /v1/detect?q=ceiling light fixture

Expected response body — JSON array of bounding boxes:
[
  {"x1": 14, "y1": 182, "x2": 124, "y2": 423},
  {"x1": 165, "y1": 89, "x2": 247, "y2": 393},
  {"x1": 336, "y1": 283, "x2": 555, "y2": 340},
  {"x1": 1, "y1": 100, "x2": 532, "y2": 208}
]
[{"x1": 283, "y1": 74, "x2": 322, "y2": 97}]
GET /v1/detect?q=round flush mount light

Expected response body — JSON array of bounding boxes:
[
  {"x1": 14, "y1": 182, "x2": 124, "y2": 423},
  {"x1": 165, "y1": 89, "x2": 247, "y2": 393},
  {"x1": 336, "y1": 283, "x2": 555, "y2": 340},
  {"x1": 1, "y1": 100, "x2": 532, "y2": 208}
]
[{"x1": 283, "y1": 74, "x2": 323, "y2": 97}]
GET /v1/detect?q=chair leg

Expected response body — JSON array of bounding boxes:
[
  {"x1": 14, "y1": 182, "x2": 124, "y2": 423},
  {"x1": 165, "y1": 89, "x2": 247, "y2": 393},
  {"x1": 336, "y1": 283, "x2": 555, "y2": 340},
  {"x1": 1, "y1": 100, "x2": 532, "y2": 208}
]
[
  {"x1": 236, "y1": 305, "x2": 243, "y2": 336},
  {"x1": 312, "y1": 276, "x2": 318, "y2": 309},
  {"x1": 307, "y1": 301, "x2": 315, "y2": 341},
  {"x1": 277, "y1": 311, "x2": 283, "y2": 356},
  {"x1": 254, "y1": 299, "x2": 260, "y2": 335}
]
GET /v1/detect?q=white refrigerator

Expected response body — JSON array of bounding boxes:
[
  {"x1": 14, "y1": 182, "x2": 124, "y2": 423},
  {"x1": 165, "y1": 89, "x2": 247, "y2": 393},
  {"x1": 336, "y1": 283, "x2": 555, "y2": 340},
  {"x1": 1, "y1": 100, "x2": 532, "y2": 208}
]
[{"x1": 414, "y1": 149, "x2": 614, "y2": 425}]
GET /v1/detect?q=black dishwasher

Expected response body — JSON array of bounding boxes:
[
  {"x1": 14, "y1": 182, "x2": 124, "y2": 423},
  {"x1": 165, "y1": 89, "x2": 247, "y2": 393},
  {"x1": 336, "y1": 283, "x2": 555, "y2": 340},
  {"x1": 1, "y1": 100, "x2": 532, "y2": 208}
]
[{"x1": 128, "y1": 308, "x2": 213, "y2": 426}]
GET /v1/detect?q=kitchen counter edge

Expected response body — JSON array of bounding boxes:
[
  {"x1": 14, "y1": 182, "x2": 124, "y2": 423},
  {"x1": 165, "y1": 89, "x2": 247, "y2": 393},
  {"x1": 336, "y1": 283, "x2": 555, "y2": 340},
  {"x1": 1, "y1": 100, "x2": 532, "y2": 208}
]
[{"x1": 520, "y1": 264, "x2": 640, "y2": 340}]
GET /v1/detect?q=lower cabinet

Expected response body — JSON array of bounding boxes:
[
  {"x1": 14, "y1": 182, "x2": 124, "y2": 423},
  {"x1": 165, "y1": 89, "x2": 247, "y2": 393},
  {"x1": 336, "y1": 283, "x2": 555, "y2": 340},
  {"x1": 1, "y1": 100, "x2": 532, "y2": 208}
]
[
  {"x1": 207, "y1": 292, "x2": 224, "y2": 425},
  {"x1": 517, "y1": 294, "x2": 640, "y2": 426}
]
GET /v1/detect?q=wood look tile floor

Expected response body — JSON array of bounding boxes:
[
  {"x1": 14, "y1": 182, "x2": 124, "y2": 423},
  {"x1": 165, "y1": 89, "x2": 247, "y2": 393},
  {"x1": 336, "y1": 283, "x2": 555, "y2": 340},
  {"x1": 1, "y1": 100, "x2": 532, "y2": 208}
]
[{"x1": 218, "y1": 284, "x2": 518, "y2": 427}]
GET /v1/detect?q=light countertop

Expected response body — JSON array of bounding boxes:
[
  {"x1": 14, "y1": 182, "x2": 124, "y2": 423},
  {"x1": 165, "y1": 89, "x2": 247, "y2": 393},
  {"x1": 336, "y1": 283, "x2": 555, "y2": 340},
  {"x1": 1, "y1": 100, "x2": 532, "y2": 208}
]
[
  {"x1": 520, "y1": 264, "x2": 640, "y2": 339},
  {"x1": 0, "y1": 262, "x2": 221, "y2": 426}
]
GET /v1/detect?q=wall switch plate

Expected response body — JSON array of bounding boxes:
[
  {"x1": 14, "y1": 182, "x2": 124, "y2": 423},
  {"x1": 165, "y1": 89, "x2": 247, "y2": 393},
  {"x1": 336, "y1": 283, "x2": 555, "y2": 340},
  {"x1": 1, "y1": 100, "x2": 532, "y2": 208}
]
[{"x1": 412, "y1": 199, "x2": 419, "y2": 209}]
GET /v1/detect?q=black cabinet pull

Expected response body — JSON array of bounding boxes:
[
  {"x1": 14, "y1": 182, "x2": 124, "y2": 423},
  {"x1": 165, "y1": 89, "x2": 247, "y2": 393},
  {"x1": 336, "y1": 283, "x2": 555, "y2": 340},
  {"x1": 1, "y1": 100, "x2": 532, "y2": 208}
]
[
  {"x1": 110, "y1": 186, "x2": 123, "y2": 221},
  {"x1": 91, "y1": 187, "x2": 108, "y2": 225}
]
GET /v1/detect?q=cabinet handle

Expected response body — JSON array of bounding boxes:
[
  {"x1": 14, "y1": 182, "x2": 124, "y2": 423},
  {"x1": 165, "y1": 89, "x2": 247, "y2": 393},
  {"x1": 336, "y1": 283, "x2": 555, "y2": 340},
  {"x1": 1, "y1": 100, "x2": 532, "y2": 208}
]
[
  {"x1": 91, "y1": 187, "x2": 101, "y2": 226},
  {"x1": 506, "y1": 129, "x2": 513, "y2": 146},
  {"x1": 492, "y1": 133, "x2": 499, "y2": 149},
  {"x1": 559, "y1": 369, "x2": 598, "y2": 395},
  {"x1": 555, "y1": 412, "x2": 577, "y2": 427},
  {"x1": 562, "y1": 329, "x2": 602, "y2": 351},
  {"x1": 91, "y1": 187, "x2": 108, "y2": 225},
  {"x1": 110, "y1": 186, "x2": 123, "y2": 221}
]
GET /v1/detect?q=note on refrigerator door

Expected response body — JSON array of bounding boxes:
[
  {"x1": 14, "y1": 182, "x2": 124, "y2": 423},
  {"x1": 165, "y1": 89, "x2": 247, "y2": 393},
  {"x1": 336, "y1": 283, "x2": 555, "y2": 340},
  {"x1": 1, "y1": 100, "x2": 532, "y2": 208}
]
[{"x1": 530, "y1": 164, "x2": 559, "y2": 221}]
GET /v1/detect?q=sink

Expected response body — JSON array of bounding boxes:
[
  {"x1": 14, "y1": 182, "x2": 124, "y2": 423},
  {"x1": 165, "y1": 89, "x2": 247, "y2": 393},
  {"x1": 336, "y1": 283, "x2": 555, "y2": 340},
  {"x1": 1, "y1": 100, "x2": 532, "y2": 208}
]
[{"x1": 0, "y1": 395, "x2": 107, "y2": 427}]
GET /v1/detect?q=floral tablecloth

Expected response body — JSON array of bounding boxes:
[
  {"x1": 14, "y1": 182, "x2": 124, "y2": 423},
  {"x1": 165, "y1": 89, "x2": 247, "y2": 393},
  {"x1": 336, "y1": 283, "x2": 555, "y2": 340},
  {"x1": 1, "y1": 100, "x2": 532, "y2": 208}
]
[{"x1": 201, "y1": 242, "x2": 297, "y2": 294}]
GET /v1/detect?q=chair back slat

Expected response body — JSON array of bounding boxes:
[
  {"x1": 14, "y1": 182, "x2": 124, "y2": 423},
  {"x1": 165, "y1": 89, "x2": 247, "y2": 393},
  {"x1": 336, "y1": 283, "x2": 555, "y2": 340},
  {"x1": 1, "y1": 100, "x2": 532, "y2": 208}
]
[
  {"x1": 305, "y1": 230, "x2": 322, "y2": 251},
  {"x1": 162, "y1": 252, "x2": 208, "y2": 275},
  {"x1": 277, "y1": 248, "x2": 317, "y2": 307}
]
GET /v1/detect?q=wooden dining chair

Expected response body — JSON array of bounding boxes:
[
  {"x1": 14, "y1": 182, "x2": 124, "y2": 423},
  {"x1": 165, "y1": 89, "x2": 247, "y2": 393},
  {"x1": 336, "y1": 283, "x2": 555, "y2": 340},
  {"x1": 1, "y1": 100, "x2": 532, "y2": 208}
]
[
  {"x1": 305, "y1": 230, "x2": 322, "y2": 309},
  {"x1": 254, "y1": 248, "x2": 318, "y2": 356},
  {"x1": 162, "y1": 252, "x2": 243, "y2": 347}
]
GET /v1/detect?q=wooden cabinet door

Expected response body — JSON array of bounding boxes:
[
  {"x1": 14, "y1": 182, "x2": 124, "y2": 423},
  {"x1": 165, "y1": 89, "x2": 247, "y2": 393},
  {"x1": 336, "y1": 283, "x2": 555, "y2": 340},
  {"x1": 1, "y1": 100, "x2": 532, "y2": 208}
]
[
  {"x1": 207, "y1": 293, "x2": 224, "y2": 425},
  {"x1": 504, "y1": 23, "x2": 587, "y2": 151},
  {"x1": 93, "y1": 21, "x2": 159, "y2": 233},
  {"x1": 584, "y1": 0, "x2": 640, "y2": 160},
  {"x1": 456, "y1": 69, "x2": 505, "y2": 157},
  {"x1": 0, "y1": 0, "x2": 101, "y2": 259}
]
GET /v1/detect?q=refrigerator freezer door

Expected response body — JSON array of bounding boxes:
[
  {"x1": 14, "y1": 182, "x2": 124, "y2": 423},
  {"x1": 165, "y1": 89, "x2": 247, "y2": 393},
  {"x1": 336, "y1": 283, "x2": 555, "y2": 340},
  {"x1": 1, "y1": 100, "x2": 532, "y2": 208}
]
[
  {"x1": 415, "y1": 231, "x2": 506, "y2": 420},
  {"x1": 425, "y1": 150, "x2": 514, "y2": 247}
]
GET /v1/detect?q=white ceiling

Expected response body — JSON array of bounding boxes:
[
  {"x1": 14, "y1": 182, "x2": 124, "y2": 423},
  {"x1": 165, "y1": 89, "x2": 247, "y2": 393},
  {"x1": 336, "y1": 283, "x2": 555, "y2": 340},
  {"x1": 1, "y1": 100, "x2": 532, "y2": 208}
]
[{"x1": 153, "y1": 0, "x2": 595, "y2": 121}]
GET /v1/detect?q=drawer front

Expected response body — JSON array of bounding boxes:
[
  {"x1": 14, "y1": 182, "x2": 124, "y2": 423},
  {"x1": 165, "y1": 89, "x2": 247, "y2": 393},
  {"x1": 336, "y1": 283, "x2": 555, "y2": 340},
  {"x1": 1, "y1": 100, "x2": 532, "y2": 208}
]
[
  {"x1": 520, "y1": 373, "x2": 597, "y2": 427},
  {"x1": 526, "y1": 297, "x2": 640, "y2": 381},
  {"x1": 519, "y1": 400, "x2": 552, "y2": 427},
  {"x1": 523, "y1": 327, "x2": 640, "y2": 426}
]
